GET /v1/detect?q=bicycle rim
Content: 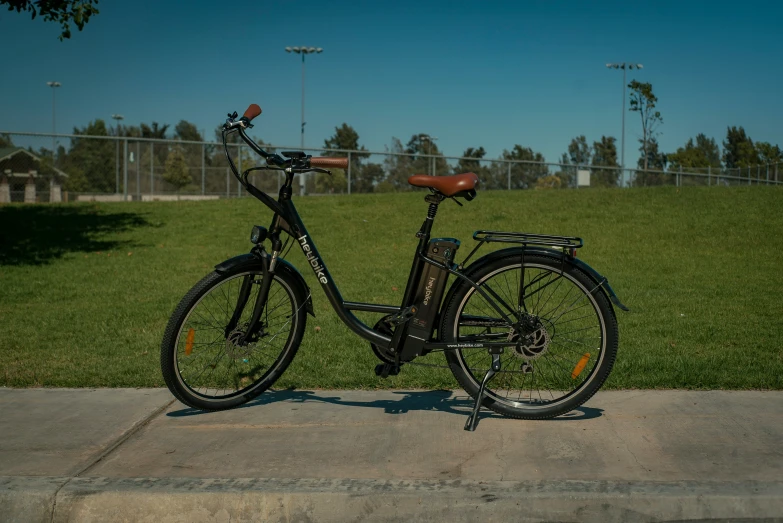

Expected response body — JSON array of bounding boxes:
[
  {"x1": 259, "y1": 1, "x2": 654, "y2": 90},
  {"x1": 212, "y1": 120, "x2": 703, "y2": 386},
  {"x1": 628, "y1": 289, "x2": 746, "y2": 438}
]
[
  {"x1": 173, "y1": 271, "x2": 299, "y2": 402},
  {"x1": 452, "y1": 261, "x2": 607, "y2": 411}
]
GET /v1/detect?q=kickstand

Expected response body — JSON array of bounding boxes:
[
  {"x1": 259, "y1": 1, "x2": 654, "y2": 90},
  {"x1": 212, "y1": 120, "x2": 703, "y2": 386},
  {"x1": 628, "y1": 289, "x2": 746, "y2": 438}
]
[{"x1": 464, "y1": 353, "x2": 502, "y2": 431}]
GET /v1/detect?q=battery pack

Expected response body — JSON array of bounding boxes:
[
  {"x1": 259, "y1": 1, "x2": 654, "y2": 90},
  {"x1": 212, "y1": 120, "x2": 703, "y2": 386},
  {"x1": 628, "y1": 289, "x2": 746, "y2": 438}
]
[{"x1": 400, "y1": 238, "x2": 460, "y2": 359}]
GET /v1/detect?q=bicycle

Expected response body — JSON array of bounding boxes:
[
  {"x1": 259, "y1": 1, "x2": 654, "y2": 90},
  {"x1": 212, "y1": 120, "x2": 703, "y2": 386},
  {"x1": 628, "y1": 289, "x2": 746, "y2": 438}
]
[{"x1": 160, "y1": 104, "x2": 629, "y2": 431}]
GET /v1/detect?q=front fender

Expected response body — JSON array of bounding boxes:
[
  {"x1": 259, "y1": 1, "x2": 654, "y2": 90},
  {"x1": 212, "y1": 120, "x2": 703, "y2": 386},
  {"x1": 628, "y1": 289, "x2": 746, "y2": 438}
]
[
  {"x1": 214, "y1": 252, "x2": 315, "y2": 316},
  {"x1": 459, "y1": 246, "x2": 629, "y2": 312}
]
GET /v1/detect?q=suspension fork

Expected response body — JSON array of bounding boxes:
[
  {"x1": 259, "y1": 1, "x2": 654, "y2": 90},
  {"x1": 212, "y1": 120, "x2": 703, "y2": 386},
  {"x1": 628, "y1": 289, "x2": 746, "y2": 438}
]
[{"x1": 228, "y1": 237, "x2": 282, "y2": 345}]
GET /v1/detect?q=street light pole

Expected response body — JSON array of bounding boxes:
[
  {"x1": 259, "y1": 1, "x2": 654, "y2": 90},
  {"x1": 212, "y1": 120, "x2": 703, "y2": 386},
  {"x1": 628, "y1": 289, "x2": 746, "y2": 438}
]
[
  {"x1": 606, "y1": 63, "x2": 643, "y2": 187},
  {"x1": 112, "y1": 114, "x2": 124, "y2": 194},
  {"x1": 46, "y1": 81, "x2": 61, "y2": 165},
  {"x1": 285, "y1": 46, "x2": 323, "y2": 196}
]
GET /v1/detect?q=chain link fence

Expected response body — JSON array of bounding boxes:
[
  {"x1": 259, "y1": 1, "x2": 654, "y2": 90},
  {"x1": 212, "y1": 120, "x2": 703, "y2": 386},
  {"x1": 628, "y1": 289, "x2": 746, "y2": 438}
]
[{"x1": 1, "y1": 131, "x2": 780, "y2": 202}]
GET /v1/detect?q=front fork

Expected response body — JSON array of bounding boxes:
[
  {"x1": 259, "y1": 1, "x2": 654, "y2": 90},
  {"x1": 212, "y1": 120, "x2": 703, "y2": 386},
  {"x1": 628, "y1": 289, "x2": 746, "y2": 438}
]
[{"x1": 225, "y1": 242, "x2": 281, "y2": 345}]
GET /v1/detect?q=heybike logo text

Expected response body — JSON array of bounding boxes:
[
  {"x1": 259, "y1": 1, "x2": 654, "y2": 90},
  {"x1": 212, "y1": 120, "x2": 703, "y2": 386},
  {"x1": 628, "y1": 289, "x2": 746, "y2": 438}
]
[
  {"x1": 423, "y1": 276, "x2": 436, "y2": 306},
  {"x1": 298, "y1": 235, "x2": 328, "y2": 285}
]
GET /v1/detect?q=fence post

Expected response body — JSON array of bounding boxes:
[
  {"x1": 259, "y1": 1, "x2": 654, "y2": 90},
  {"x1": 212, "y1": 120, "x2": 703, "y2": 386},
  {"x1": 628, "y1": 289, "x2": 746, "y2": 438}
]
[
  {"x1": 136, "y1": 142, "x2": 140, "y2": 201},
  {"x1": 201, "y1": 143, "x2": 206, "y2": 195},
  {"x1": 226, "y1": 167, "x2": 230, "y2": 198},
  {"x1": 757, "y1": 165, "x2": 760, "y2": 185},
  {"x1": 347, "y1": 151, "x2": 352, "y2": 195},
  {"x1": 150, "y1": 142, "x2": 154, "y2": 197},
  {"x1": 507, "y1": 162, "x2": 511, "y2": 190},
  {"x1": 678, "y1": 165, "x2": 681, "y2": 187},
  {"x1": 123, "y1": 139, "x2": 128, "y2": 201},
  {"x1": 766, "y1": 164, "x2": 769, "y2": 185},
  {"x1": 115, "y1": 139, "x2": 120, "y2": 194}
]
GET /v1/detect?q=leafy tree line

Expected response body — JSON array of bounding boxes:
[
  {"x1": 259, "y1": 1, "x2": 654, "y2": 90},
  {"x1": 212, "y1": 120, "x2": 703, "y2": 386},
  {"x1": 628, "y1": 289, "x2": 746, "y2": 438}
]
[{"x1": 8, "y1": 79, "x2": 781, "y2": 194}]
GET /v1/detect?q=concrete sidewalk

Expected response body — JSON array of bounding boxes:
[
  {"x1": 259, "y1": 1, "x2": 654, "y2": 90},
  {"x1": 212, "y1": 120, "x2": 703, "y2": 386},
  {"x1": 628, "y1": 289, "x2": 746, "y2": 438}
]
[{"x1": 1, "y1": 388, "x2": 782, "y2": 522}]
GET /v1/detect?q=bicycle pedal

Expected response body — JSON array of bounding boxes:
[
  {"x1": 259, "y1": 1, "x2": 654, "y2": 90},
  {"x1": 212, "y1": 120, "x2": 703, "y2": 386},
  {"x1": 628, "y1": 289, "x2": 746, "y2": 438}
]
[{"x1": 374, "y1": 363, "x2": 401, "y2": 378}]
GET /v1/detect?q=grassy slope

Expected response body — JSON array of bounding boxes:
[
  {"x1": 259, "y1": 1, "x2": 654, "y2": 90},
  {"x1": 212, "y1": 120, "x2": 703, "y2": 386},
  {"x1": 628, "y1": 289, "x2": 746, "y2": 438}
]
[{"x1": 1, "y1": 186, "x2": 781, "y2": 389}]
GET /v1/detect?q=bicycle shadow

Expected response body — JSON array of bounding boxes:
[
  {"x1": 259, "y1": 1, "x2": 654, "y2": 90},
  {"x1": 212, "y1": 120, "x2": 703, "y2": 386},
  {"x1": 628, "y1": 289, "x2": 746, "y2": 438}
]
[{"x1": 167, "y1": 389, "x2": 604, "y2": 422}]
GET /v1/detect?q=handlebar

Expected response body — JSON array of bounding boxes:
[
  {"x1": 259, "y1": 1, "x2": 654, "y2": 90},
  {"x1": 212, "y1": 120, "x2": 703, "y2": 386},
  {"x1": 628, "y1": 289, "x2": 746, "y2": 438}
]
[
  {"x1": 220, "y1": 103, "x2": 350, "y2": 217},
  {"x1": 310, "y1": 157, "x2": 349, "y2": 170},
  {"x1": 243, "y1": 104, "x2": 262, "y2": 122}
]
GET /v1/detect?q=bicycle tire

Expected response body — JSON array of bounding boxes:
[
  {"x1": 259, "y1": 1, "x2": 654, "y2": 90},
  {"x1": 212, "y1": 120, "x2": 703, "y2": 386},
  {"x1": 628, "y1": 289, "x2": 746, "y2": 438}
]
[
  {"x1": 160, "y1": 266, "x2": 307, "y2": 411},
  {"x1": 440, "y1": 252, "x2": 618, "y2": 420}
]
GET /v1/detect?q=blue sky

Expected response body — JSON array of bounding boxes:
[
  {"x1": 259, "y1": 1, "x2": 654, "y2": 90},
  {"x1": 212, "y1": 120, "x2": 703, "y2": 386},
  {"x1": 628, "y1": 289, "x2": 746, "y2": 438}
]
[{"x1": 1, "y1": 0, "x2": 781, "y2": 165}]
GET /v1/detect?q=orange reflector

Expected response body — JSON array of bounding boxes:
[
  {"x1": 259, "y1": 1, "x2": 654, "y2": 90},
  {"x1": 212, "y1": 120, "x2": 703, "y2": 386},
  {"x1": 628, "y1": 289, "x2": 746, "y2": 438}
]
[
  {"x1": 185, "y1": 328, "x2": 195, "y2": 356},
  {"x1": 571, "y1": 353, "x2": 591, "y2": 379}
]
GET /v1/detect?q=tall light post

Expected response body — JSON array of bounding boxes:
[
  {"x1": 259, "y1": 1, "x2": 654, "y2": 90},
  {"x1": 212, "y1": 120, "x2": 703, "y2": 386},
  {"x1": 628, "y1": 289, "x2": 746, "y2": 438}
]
[
  {"x1": 46, "y1": 81, "x2": 61, "y2": 166},
  {"x1": 606, "y1": 63, "x2": 643, "y2": 187},
  {"x1": 112, "y1": 114, "x2": 124, "y2": 194},
  {"x1": 285, "y1": 46, "x2": 323, "y2": 196}
]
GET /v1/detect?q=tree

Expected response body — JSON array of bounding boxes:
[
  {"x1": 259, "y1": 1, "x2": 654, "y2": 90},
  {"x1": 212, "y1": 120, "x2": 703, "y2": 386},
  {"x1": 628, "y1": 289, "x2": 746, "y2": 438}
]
[
  {"x1": 174, "y1": 120, "x2": 203, "y2": 142},
  {"x1": 566, "y1": 135, "x2": 591, "y2": 166},
  {"x1": 314, "y1": 170, "x2": 347, "y2": 194},
  {"x1": 591, "y1": 136, "x2": 620, "y2": 187},
  {"x1": 722, "y1": 126, "x2": 759, "y2": 170},
  {"x1": 667, "y1": 134, "x2": 721, "y2": 170},
  {"x1": 382, "y1": 137, "x2": 414, "y2": 190},
  {"x1": 455, "y1": 147, "x2": 491, "y2": 186},
  {"x1": 634, "y1": 137, "x2": 668, "y2": 186},
  {"x1": 141, "y1": 122, "x2": 169, "y2": 139},
  {"x1": 163, "y1": 148, "x2": 191, "y2": 194},
  {"x1": 628, "y1": 80, "x2": 663, "y2": 172},
  {"x1": 557, "y1": 135, "x2": 591, "y2": 188},
  {"x1": 755, "y1": 142, "x2": 782, "y2": 165},
  {"x1": 405, "y1": 134, "x2": 449, "y2": 176},
  {"x1": 535, "y1": 175, "x2": 562, "y2": 190},
  {"x1": 2, "y1": 0, "x2": 99, "y2": 40},
  {"x1": 355, "y1": 162, "x2": 385, "y2": 193},
  {"x1": 323, "y1": 123, "x2": 369, "y2": 192},
  {"x1": 492, "y1": 145, "x2": 548, "y2": 189},
  {"x1": 62, "y1": 119, "x2": 114, "y2": 192},
  {"x1": 0, "y1": 133, "x2": 13, "y2": 147}
]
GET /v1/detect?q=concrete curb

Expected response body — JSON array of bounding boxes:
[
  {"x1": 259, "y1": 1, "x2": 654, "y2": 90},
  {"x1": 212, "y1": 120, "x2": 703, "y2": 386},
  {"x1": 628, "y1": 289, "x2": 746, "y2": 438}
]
[{"x1": 4, "y1": 476, "x2": 783, "y2": 523}]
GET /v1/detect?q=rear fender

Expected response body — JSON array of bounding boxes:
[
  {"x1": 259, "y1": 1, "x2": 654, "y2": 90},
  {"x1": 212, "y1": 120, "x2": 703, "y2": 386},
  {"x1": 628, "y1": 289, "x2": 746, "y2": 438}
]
[
  {"x1": 215, "y1": 253, "x2": 315, "y2": 316},
  {"x1": 447, "y1": 246, "x2": 628, "y2": 312}
]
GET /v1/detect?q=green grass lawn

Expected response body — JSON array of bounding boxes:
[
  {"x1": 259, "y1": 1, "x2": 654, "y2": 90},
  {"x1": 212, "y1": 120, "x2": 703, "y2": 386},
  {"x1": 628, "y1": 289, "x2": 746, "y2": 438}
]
[{"x1": 1, "y1": 186, "x2": 781, "y2": 389}]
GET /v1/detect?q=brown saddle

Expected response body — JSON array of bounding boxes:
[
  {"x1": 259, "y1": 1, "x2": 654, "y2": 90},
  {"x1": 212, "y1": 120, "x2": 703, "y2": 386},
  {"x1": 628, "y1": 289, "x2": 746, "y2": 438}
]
[{"x1": 407, "y1": 172, "x2": 479, "y2": 198}]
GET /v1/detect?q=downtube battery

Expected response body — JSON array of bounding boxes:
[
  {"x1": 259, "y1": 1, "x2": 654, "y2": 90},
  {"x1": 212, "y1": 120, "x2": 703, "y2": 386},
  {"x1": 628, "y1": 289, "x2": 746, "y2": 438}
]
[{"x1": 400, "y1": 238, "x2": 460, "y2": 360}]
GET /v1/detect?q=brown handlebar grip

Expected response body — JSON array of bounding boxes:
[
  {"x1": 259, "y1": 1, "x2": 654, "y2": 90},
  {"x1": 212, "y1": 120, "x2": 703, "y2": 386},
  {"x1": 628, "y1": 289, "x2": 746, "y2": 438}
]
[
  {"x1": 311, "y1": 157, "x2": 349, "y2": 170},
  {"x1": 242, "y1": 104, "x2": 262, "y2": 122}
]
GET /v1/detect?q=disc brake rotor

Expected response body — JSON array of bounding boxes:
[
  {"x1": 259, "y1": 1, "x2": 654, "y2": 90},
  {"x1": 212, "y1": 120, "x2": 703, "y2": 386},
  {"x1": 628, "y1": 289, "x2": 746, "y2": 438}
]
[
  {"x1": 225, "y1": 328, "x2": 255, "y2": 361},
  {"x1": 509, "y1": 319, "x2": 551, "y2": 360}
]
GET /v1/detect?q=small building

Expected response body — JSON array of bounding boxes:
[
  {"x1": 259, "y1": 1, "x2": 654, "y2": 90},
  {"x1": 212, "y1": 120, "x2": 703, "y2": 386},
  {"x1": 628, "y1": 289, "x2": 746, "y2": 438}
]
[{"x1": 0, "y1": 147, "x2": 68, "y2": 203}]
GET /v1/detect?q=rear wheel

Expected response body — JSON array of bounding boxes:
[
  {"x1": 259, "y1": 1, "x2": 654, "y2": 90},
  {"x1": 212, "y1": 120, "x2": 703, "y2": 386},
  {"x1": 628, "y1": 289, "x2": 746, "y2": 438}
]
[
  {"x1": 160, "y1": 266, "x2": 307, "y2": 411},
  {"x1": 440, "y1": 253, "x2": 618, "y2": 419}
]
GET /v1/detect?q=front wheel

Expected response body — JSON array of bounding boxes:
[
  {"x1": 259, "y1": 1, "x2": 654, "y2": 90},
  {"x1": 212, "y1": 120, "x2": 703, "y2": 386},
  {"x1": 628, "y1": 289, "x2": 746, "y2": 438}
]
[
  {"x1": 440, "y1": 252, "x2": 618, "y2": 420},
  {"x1": 160, "y1": 265, "x2": 307, "y2": 411}
]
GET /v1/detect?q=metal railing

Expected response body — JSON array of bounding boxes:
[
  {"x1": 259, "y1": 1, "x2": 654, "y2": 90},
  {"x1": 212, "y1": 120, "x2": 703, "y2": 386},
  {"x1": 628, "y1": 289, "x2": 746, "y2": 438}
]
[{"x1": 1, "y1": 131, "x2": 780, "y2": 202}]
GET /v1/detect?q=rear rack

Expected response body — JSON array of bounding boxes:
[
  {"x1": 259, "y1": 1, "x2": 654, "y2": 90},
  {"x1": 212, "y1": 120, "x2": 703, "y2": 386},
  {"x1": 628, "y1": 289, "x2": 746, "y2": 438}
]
[
  {"x1": 460, "y1": 230, "x2": 584, "y2": 267},
  {"x1": 473, "y1": 230, "x2": 583, "y2": 249}
]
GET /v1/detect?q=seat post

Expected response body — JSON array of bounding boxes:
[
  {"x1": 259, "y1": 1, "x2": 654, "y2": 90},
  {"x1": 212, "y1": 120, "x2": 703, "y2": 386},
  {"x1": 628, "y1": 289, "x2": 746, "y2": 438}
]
[{"x1": 421, "y1": 192, "x2": 444, "y2": 238}]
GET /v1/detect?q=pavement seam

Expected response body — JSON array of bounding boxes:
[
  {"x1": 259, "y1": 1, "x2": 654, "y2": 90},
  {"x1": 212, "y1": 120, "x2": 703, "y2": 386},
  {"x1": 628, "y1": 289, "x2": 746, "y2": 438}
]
[
  {"x1": 73, "y1": 397, "x2": 176, "y2": 477},
  {"x1": 46, "y1": 397, "x2": 176, "y2": 522}
]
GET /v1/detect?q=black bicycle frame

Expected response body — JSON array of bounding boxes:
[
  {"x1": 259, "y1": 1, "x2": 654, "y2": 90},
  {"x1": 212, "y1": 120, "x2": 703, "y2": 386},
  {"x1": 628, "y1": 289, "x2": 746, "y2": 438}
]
[{"x1": 226, "y1": 125, "x2": 521, "y2": 354}]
